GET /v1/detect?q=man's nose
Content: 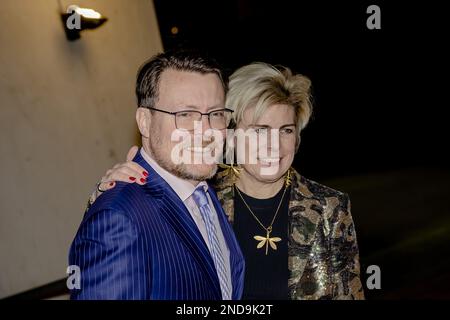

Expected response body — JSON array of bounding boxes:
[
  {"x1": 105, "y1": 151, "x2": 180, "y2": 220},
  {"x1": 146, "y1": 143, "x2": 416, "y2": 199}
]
[{"x1": 201, "y1": 114, "x2": 211, "y2": 131}]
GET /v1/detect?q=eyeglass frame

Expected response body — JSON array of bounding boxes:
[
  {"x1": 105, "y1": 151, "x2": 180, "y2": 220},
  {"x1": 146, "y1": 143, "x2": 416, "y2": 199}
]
[{"x1": 143, "y1": 106, "x2": 234, "y2": 130}]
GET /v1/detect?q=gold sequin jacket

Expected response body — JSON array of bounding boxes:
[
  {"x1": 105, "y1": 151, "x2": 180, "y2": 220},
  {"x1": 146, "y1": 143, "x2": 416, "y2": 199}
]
[{"x1": 212, "y1": 167, "x2": 365, "y2": 300}]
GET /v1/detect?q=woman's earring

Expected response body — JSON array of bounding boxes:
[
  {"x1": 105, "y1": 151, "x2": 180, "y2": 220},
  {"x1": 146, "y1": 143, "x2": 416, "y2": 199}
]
[
  {"x1": 218, "y1": 163, "x2": 242, "y2": 182},
  {"x1": 284, "y1": 168, "x2": 293, "y2": 187}
]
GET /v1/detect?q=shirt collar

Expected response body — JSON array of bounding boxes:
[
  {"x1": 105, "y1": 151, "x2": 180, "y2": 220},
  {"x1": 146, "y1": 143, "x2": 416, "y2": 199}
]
[{"x1": 140, "y1": 148, "x2": 208, "y2": 201}]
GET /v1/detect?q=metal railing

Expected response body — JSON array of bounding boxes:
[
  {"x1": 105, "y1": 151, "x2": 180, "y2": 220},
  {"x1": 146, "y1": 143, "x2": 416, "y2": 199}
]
[{"x1": 2, "y1": 278, "x2": 69, "y2": 300}]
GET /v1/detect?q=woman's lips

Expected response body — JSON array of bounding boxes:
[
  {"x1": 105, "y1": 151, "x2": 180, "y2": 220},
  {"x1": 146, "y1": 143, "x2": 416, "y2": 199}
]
[{"x1": 257, "y1": 157, "x2": 280, "y2": 166}]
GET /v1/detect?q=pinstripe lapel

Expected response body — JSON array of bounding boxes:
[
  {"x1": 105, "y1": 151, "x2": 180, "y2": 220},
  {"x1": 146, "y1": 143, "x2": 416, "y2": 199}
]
[{"x1": 133, "y1": 151, "x2": 222, "y2": 299}]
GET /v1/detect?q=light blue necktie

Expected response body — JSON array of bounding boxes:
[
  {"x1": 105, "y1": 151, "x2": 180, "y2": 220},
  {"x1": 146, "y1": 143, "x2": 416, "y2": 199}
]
[{"x1": 192, "y1": 186, "x2": 231, "y2": 300}]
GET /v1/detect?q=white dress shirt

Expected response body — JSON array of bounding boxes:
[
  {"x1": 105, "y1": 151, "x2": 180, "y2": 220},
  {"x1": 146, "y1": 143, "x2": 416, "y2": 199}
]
[{"x1": 140, "y1": 148, "x2": 232, "y2": 298}]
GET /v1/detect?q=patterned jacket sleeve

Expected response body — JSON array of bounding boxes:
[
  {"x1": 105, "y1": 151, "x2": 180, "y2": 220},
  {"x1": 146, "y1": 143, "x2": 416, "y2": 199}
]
[{"x1": 329, "y1": 194, "x2": 365, "y2": 299}]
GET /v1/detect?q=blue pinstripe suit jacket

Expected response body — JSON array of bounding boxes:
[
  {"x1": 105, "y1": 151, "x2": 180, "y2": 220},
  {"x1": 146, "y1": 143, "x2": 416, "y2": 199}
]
[{"x1": 69, "y1": 151, "x2": 245, "y2": 300}]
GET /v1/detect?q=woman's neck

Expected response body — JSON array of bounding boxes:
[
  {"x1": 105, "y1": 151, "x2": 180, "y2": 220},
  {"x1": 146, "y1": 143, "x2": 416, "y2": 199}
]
[{"x1": 235, "y1": 169, "x2": 285, "y2": 199}]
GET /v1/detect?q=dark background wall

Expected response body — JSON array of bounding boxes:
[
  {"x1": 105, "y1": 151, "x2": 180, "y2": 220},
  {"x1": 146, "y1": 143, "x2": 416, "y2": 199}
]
[
  {"x1": 154, "y1": 0, "x2": 448, "y2": 179},
  {"x1": 153, "y1": 0, "x2": 450, "y2": 299}
]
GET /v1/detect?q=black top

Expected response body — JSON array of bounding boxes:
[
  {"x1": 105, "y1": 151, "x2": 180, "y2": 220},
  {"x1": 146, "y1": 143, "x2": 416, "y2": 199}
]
[{"x1": 233, "y1": 185, "x2": 290, "y2": 300}]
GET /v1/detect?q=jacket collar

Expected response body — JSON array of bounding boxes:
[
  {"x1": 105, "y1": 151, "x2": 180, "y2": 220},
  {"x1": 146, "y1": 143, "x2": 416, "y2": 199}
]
[{"x1": 212, "y1": 167, "x2": 320, "y2": 292}]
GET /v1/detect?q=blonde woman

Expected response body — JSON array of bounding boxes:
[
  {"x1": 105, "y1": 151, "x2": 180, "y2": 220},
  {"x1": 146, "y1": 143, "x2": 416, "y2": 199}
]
[{"x1": 89, "y1": 62, "x2": 364, "y2": 299}]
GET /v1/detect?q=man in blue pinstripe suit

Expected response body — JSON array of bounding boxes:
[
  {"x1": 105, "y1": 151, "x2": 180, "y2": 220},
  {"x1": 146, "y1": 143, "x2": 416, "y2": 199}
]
[{"x1": 69, "y1": 51, "x2": 245, "y2": 300}]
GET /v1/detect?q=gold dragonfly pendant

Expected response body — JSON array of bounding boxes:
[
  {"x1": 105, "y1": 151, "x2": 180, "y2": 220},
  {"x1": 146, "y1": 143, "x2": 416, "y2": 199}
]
[{"x1": 253, "y1": 226, "x2": 282, "y2": 255}]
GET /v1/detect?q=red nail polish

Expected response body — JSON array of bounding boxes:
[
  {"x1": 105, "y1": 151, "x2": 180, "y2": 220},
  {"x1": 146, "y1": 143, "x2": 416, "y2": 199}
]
[
  {"x1": 129, "y1": 177, "x2": 136, "y2": 181},
  {"x1": 143, "y1": 171, "x2": 149, "y2": 177},
  {"x1": 140, "y1": 178, "x2": 146, "y2": 183},
  {"x1": 110, "y1": 182, "x2": 114, "y2": 186}
]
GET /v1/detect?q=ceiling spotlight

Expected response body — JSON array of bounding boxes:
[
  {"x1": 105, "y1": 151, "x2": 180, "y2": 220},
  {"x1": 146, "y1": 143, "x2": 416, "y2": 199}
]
[{"x1": 61, "y1": 5, "x2": 108, "y2": 41}]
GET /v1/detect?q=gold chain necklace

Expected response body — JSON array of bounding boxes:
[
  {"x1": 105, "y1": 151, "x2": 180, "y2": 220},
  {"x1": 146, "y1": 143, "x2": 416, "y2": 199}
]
[{"x1": 235, "y1": 182, "x2": 289, "y2": 255}]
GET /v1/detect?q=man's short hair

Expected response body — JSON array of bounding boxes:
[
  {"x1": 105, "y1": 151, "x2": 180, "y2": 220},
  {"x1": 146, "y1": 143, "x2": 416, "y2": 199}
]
[{"x1": 136, "y1": 50, "x2": 226, "y2": 108}]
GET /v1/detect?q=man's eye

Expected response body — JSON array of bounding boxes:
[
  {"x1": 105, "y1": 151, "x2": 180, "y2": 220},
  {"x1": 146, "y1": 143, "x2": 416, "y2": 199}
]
[
  {"x1": 211, "y1": 111, "x2": 225, "y2": 118},
  {"x1": 177, "y1": 112, "x2": 193, "y2": 118}
]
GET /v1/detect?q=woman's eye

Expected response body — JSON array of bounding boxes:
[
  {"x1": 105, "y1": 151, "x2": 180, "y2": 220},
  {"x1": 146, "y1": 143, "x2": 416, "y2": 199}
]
[
  {"x1": 255, "y1": 128, "x2": 268, "y2": 134},
  {"x1": 280, "y1": 128, "x2": 294, "y2": 134}
]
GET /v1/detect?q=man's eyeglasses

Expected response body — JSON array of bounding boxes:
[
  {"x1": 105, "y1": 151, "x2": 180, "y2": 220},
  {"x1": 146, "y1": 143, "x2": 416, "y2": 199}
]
[{"x1": 144, "y1": 107, "x2": 233, "y2": 131}]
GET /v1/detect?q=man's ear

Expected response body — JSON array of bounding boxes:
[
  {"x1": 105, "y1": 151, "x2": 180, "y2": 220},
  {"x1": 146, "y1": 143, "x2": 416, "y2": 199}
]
[{"x1": 136, "y1": 107, "x2": 151, "y2": 138}]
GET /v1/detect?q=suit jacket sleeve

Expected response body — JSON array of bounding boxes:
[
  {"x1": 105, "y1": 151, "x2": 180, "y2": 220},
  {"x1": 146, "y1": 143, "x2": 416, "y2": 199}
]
[
  {"x1": 69, "y1": 208, "x2": 147, "y2": 299},
  {"x1": 329, "y1": 194, "x2": 365, "y2": 299}
]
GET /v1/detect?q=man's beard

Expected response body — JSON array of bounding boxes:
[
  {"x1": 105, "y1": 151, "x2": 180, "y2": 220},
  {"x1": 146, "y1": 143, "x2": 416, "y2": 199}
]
[{"x1": 148, "y1": 128, "x2": 218, "y2": 181}]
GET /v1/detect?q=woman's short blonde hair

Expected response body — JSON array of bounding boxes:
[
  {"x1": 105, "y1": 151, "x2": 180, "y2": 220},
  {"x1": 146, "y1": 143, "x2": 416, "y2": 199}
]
[{"x1": 226, "y1": 62, "x2": 312, "y2": 147}]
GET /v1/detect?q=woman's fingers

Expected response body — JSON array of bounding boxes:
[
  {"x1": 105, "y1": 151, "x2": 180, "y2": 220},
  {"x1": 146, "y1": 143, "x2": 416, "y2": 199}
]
[
  {"x1": 98, "y1": 180, "x2": 116, "y2": 192},
  {"x1": 112, "y1": 163, "x2": 121, "y2": 169},
  {"x1": 107, "y1": 164, "x2": 144, "y2": 183},
  {"x1": 126, "y1": 146, "x2": 139, "y2": 161},
  {"x1": 124, "y1": 161, "x2": 148, "y2": 178},
  {"x1": 106, "y1": 170, "x2": 145, "y2": 186},
  {"x1": 96, "y1": 146, "x2": 147, "y2": 194}
]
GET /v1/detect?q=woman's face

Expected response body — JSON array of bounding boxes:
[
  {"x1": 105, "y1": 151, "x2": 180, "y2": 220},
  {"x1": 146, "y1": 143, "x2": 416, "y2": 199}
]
[{"x1": 236, "y1": 104, "x2": 297, "y2": 183}]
